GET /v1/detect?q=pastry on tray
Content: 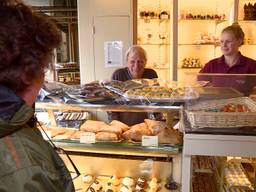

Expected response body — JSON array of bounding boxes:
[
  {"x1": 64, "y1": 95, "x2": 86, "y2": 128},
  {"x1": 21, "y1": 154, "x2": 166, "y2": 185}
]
[
  {"x1": 144, "y1": 119, "x2": 167, "y2": 135},
  {"x1": 99, "y1": 125, "x2": 122, "y2": 135},
  {"x1": 95, "y1": 132, "x2": 119, "y2": 142},
  {"x1": 69, "y1": 130, "x2": 84, "y2": 140},
  {"x1": 110, "y1": 120, "x2": 130, "y2": 132},
  {"x1": 52, "y1": 129, "x2": 76, "y2": 140},
  {"x1": 122, "y1": 177, "x2": 135, "y2": 187},
  {"x1": 80, "y1": 120, "x2": 107, "y2": 132},
  {"x1": 122, "y1": 123, "x2": 151, "y2": 142}
]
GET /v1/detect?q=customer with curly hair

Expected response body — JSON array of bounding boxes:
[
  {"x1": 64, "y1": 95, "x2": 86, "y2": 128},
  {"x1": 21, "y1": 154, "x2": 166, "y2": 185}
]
[{"x1": 0, "y1": 0, "x2": 75, "y2": 191}]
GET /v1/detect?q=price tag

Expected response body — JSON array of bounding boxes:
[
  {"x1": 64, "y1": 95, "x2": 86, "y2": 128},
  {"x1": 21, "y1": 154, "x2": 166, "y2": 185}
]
[
  {"x1": 142, "y1": 136, "x2": 158, "y2": 147},
  {"x1": 80, "y1": 132, "x2": 96, "y2": 144}
]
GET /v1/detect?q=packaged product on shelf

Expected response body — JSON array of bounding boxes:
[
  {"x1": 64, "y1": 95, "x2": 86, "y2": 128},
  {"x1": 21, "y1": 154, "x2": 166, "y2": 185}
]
[
  {"x1": 224, "y1": 162, "x2": 253, "y2": 190},
  {"x1": 181, "y1": 57, "x2": 202, "y2": 68}
]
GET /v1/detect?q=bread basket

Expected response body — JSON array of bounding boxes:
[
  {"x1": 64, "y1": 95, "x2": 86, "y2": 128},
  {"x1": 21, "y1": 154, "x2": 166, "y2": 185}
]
[{"x1": 185, "y1": 97, "x2": 256, "y2": 129}]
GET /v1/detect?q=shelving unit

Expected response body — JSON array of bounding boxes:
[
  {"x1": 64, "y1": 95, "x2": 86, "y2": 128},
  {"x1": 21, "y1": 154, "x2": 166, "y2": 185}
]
[
  {"x1": 136, "y1": 0, "x2": 172, "y2": 81},
  {"x1": 177, "y1": 0, "x2": 233, "y2": 82},
  {"x1": 237, "y1": 0, "x2": 256, "y2": 60}
]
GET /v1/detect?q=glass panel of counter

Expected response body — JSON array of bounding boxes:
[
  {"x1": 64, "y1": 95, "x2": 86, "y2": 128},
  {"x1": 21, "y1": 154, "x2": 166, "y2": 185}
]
[{"x1": 196, "y1": 73, "x2": 256, "y2": 97}]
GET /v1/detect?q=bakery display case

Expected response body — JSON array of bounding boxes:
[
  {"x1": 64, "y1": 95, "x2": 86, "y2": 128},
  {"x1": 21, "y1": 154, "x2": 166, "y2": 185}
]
[
  {"x1": 37, "y1": 75, "x2": 256, "y2": 192},
  {"x1": 35, "y1": 79, "x2": 191, "y2": 191},
  {"x1": 36, "y1": 102, "x2": 182, "y2": 192},
  {"x1": 177, "y1": 0, "x2": 233, "y2": 82}
]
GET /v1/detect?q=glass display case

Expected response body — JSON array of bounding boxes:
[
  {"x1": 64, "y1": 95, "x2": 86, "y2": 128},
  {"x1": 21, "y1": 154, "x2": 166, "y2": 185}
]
[{"x1": 35, "y1": 101, "x2": 183, "y2": 192}]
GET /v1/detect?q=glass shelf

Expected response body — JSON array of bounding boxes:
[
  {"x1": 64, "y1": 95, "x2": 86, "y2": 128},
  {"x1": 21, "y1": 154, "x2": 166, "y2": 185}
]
[
  {"x1": 178, "y1": 43, "x2": 218, "y2": 46},
  {"x1": 178, "y1": 67, "x2": 202, "y2": 70},
  {"x1": 138, "y1": 17, "x2": 170, "y2": 21},
  {"x1": 179, "y1": 19, "x2": 227, "y2": 24},
  {"x1": 154, "y1": 67, "x2": 170, "y2": 70},
  {"x1": 53, "y1": 140, "x2": 181, "y2": 158},
  {"x1": 238, "y1": 20, "x2": 256, "y2": 23},
  {"x1": 139, "y1": 43, "x2": 171, "y2": 46},
  {"x1": 242, "y1": 44, "x2": 256, "y2": 46}
]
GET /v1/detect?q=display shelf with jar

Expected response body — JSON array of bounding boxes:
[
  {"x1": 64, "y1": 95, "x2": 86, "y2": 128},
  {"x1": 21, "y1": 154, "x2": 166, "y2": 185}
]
[
  {"x1": 177, "y1": 0, "x2": 233, "y2": 82},
  {"x1": 237, "y1": 0, "x2": 256, "y2": 60},
  {"x1": 136, "y1": 0, "x2": 172, "y2": 81}
]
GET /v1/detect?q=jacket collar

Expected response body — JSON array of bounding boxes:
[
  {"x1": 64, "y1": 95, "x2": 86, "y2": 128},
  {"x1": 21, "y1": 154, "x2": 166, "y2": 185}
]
[{"x1": 0, "y1": 85, "x2": 34, "y2": 136}]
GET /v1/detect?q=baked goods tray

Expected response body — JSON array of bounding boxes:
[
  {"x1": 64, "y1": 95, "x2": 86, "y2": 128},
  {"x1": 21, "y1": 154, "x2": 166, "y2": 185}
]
[
  {"x1": 122, "y1": 86, "x2": 199, "y2": 103},
  {"x1": 66, "y1": 93, "x2": 115, "y2": 103},
  {"x1": 122, "y1": 95, "x2": 199, "y2": 103},
  {"x1": 52, "y1": 139, "x2": 182, "y2": 148},
  {"x1": 84, "y1": 175, "x2": 170, "y2": 192},
  {"x1": 186, "y1": 97, "x2": 256, "y2": 129}
]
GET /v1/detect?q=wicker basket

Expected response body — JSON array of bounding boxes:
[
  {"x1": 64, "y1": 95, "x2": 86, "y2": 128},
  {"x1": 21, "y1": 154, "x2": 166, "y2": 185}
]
[{"x1": 186, "y1": 97, "x2": 256, "y2": 129}]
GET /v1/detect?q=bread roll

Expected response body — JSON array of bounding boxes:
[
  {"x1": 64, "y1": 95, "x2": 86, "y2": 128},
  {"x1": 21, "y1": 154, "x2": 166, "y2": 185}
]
[
  {"x1": 99, "y1": 125, "x2": 122, "y2": 135},
  {"x1": 110, "y1": 120, "x2": 130, "y2": 132},
  {"x1": 52, "y1": 129, "x2": 76, "y2": 140},
  {"x1": 144, "y1": 119, "x2": 167, "y2": 135},
  {"x1": 122, "y1": 122, "x2": 151, "y2": 142},
  {"x1": 51, "y1": 128, "x2": 72, "y2": 138},
  {"x1": 69, "y1": 130, "x2": 84, "y2": 139},
  {"x1": 95, "y1": 132, "x2": 119, "y2": 141},
  {"x1": 80, "y1": 120, "x2": 107, "y2": 132}
]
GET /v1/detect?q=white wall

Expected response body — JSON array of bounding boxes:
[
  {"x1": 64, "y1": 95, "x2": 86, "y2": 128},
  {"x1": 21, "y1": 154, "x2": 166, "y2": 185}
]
[{"x1": 77, "y1": 0, "x2": 133, "y2": 84}]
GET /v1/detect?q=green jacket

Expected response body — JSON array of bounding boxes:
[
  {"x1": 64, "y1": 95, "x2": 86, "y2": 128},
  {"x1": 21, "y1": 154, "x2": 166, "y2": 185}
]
[{"x1": 0, "y1": 86, "x2": 75, "y2": 192}]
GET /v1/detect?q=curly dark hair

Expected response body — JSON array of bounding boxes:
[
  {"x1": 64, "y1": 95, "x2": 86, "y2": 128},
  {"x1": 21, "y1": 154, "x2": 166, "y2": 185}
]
[{"x1": 0, "y1": 0, "x2": 61, "y2": 93}]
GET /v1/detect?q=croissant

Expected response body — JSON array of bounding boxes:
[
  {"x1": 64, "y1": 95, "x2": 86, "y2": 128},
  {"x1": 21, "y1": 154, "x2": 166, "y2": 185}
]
[
  {"x1": 80, "y1": 120, "x2": 107, "y2": 132},
  {"x1": 144, "y1": 119, "x2": 167, "y2": 135},
  {"x1": 122, "y1": 122, "x2": 152, "y2": 142},
  {"x1": 110, "y1": 120, "x2": 130, "y2": 132},
  {"x1": 95, "y1": 132, "x2": 119, "y2": 141}
]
